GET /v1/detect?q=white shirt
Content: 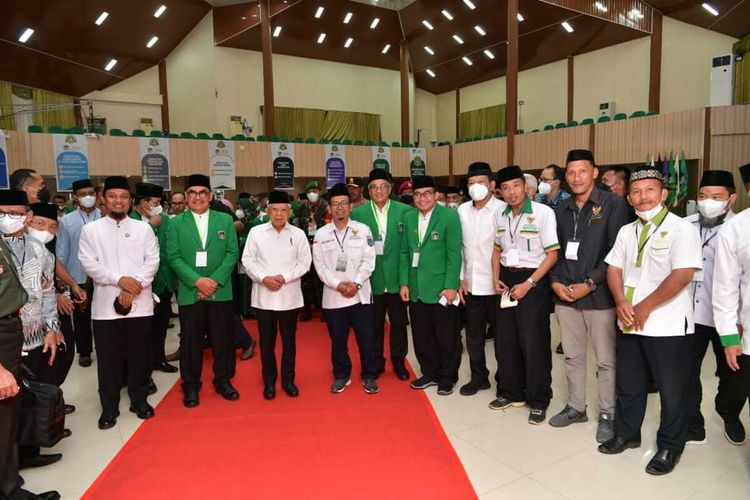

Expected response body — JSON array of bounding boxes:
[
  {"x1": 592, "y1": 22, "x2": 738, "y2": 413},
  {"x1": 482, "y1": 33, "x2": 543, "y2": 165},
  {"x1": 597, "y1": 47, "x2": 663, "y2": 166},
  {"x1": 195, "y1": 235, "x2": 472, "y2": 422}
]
[
  {"x1": 373, "y1": 200, "x2": 389, "y2": 243},
  {"x1": 459, "y1": 196, "x2": 506, "y2": 295},
  {"x1": 78, "y1": 216, "x2": 160, "y2": 320},
  {"x1": 712, "y1": 208, "x2": 750, "y2": 355},
  {"x1": 605, "y1": 211, "x2": 702, "y2": 337},
  {"x1": 242, "y1": 222, "x2": 311, "y2": 311},
  {"x1": 493, "y1": 199, "x2": 560, "y2": 268},
  {"x1": 192, "y1": 211, "x2": 209, "y2": 248},
  {"x1": 312, "y1": 220, "x2": 376, "y2": 309},
  {"x1": 418, "y1": 208, "x2": 434, "y2": 245}
]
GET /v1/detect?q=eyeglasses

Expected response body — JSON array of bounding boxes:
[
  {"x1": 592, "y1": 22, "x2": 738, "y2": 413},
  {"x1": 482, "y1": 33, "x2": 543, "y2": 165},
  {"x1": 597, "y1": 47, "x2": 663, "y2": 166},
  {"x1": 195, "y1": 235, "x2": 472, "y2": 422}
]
[
  {"x1": 186, "y1": 190, "x2": 210, "y2": 199},
  {"x1": 412, "y1": 190, "x2": 435, "y2": 199},
  {"x1": 329, "y1": 201, "x2": 350, "y2": 208},
  {"x1": 0, "y1": 211, "x2": 25, "y2": 219},
  {"x1": 369, "y1": 183, "x2": 391, "y2": 191}
]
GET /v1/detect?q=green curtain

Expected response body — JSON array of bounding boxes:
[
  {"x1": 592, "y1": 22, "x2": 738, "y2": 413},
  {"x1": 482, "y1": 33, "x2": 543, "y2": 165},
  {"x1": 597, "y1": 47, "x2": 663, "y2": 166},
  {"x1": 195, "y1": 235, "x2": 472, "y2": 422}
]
[
  {"x1": 460, "y1": 104, "x2": 506, "y2": 139},
  {"x1": 734, "y1": 36, "x2": 750, "y2": 105},
  {"x1": 274, "y1": 106, "x2": 326, "y2": 139},
  {"x1": 32, "y1": 88, "x2": 75, "y2": 131},
  {"x1": 321, "y1": 110, "x2": 380, "y2": 142},
  {"x1": 0, "y1": 81, "x2": 16, "y2": 130}
]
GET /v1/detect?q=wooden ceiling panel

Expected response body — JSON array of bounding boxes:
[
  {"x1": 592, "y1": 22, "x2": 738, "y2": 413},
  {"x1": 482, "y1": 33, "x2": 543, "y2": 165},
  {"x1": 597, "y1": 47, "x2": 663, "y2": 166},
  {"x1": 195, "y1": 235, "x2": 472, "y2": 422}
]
[{"x1": 648, "y1": 0, "x2": 748, "y2": 38}]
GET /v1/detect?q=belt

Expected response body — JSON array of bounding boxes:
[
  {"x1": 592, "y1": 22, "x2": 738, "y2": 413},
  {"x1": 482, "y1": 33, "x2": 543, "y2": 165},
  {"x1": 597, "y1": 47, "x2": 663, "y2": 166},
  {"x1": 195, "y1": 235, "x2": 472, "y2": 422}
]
[{"x1": 502, "y1": 266, "x2": 536, "y2": 273}]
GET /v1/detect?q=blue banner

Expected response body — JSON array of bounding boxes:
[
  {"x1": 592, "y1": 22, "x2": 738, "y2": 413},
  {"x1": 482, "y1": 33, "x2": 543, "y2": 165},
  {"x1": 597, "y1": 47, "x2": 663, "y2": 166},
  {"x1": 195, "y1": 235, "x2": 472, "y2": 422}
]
[{"x1": 53, "y1": 134, "x2": 89, "y2": 191}]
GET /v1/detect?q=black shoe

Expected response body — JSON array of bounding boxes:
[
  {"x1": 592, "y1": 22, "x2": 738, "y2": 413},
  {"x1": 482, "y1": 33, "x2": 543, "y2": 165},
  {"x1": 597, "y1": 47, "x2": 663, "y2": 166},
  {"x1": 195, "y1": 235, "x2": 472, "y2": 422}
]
[
  {"x1": 484, "y1": 328, "x2": 494, "y2": 342},
  {"x1": 147, "y1": 378, "x2": 158, "y2": 395},
  {"x1": 78, "y1": 354, "x2": 92, "y2": 367},
  {"x1": 647, "y1": 381, "x2": 659, "y2": 394},
  {"x1": 64, "y1": 404, "x2": 76, "y2": 415},
  {"x1": 61, "y1": 429, "x2": 72, "y2": 439},
  {"x1": 393, "y1": 362, "x2": 409, "y2": 381},
  {"x1": 598, "y1": 436, "x2": 641, "y2": 455},
  {"x1": 98, "y1": 411, "x2": 120, "y2": 430},
  {"x1": 437, "y1": 383, "x2": 454, "y2": 396},
  {"x1": 18, "y1": 453, "x2": 63, "y2": 469},
  {"x1": 129, "y1": 402, "x2": 155, "y2": 419},
  {"x1": 528, "y1": 408, "x2": 546, "y2": 425},
  {"x1": 724, "y1": 420, "x2": 746, "y2": 445},
  {"x1": 215, "y1": 381, "x2": 240, "y2": 401},
  {"x1": 183, "y1": 392, "x2": 199, "y2": 408},
  {"x1": 153, "y1": 361, "x2": 178, "y2": 373},
  {"x1": 685, "y1": 428, "x2": 707, "y2": 445},
  {"x1": 240, "y1": 339, "x2": 256, "y2": 361},
  {"x1": 10, "y1": 489, "x2": 60, "y2": 500},
  {"x1": 282, "y1": 382, "x2": 299, "y2": 397},
  {"x1": 410, "y1": 376, "x2": 437, "y2": 390},
  {"x1": 263, "y1": 385, "x2": 276, "y2": 400},
  {"x1": 555, "y1": 343, "x2": 564, "y2": 354},
  {"x1": 459, "y1": 379, "x2": 491, "y2": 396},
  {"x1": 646, "y1": 449, "x2": 680, "y2": 475}
]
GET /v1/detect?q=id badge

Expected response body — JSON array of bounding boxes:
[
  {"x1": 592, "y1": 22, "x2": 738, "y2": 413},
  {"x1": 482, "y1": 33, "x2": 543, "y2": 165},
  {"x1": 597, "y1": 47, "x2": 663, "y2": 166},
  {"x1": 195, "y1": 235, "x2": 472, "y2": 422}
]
[
  {"x1": 196, "y1": 251, "x2": 208, "y2": 268},
  {"x1": 505, "y1": 248, "x2": 520, "y2": 267},
  {"x1": 565, "y1": 240, "x2": 580, "y2": 261},
  {"x1": 374, "y1": 240, "x2": 384, "y2": 255},
  {"x1": 335, "y1": 253, "x2": 348, "y2": 272},
  {"x1": 624, "y1": 266, "x2": 641, "y2": 288},
  {"x1": 412, "y1": 252, "x2": 420, "y2": 267},
  {"x1": 500, "y1": 292, "x2": 518, "y2": 309}
]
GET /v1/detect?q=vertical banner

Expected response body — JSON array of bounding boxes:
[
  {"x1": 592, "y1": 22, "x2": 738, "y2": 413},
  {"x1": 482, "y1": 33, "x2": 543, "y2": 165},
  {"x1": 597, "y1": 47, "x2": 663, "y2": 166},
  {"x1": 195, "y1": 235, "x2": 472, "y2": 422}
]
[
  {"x1": 272, "y1": 141, "x2": 295, "y2": 190},
  {"x1": 0, "y1": 132, "x2": 8, "y2": 189},
  {"x1": 409, "y1": 147, "x2": 427, "y2": 178},
  {"x1": 139, "y1": 137, "x2": 171, "y2": 191},
  {"x1": 53, "y1": 133, "x2": 89, "y2": 191},
  {"x1": 209, "y1": 139, "x2": 236, "y2": 190},
  {"x1": 371, "y1": 146, "x2": 391, "y2": 173},
  {"x1": 324, "y1": 144, "x2": 346, "y2": 188}
]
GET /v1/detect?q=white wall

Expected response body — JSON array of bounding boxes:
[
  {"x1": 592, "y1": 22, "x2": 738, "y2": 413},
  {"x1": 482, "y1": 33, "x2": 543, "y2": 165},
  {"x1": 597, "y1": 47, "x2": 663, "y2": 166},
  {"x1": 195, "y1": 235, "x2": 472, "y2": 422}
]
[
  {"x1": 415, "y1": 88, "x2": 437, "y2": 145},
  {"x1": 519, "y1": 60, "x2": 567, "y2": 131}
]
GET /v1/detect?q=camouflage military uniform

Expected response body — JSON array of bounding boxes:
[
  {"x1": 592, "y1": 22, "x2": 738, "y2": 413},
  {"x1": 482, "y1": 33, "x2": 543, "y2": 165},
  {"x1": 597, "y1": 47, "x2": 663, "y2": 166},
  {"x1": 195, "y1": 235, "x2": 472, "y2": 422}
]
[{"x1": 293, "y1": 199, "x2": 328, "y2": 320}]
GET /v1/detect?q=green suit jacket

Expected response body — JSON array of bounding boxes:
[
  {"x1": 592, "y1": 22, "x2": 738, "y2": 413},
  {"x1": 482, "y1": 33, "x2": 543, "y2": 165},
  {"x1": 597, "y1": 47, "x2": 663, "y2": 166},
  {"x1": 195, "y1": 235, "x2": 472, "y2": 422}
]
[
  {"x1": 399, "y1": 204, "x2": 462, "y2": 304},
  {"x1": 167, "y1": 209, "x2": 238, "y2": 306},
  {"x1": 130, "y1": 211, "x2": 173, "y2": 295},
  {"x1": 351, "y1": 199, "x2": 413, "y2": 295}
]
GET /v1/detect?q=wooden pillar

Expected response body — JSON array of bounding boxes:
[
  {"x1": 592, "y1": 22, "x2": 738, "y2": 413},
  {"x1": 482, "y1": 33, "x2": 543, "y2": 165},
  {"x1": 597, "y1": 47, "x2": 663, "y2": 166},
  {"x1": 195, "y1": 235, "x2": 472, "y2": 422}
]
[
  {"x1": 455, "y1": 88, "x2": 461, "y2": 141},
  {"x1": 567, "y1": 56, "x2": 574, "y2": 123},
  {"x1": 158, "y1": 60, "x2": 170, "y2": 133},
  {"x1": 400, "y1": 42, "x2": 410, "y2": 145},
  {"x1": 703, "y1": 107, "x2": 712, "y2": 171},
  {"x1": 506, "y1": 0, "x2": 519, "y2": 165},
  {"x1": 649, "y1": 11, "x2": 663, "y2": 113},
  {"x1": 260, "y1": 0, "x2": 275, "y2": 137}
]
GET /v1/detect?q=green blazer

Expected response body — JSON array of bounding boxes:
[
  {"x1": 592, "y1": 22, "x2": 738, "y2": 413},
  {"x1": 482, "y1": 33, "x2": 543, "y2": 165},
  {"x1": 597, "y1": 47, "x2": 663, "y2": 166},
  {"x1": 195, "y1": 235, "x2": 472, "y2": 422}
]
[
  {"x1": 167, "y1": 209, "x2": 238, "y2": 306},
  {"x1": 351, "y1": 199, "x2": 413, "y2": 295},
  {"x1": 399, "y1": 204, "x2": 462, "y2": 304},
  {"x1": 130, "y1": 211, "x2": 173, "y2": 295}
]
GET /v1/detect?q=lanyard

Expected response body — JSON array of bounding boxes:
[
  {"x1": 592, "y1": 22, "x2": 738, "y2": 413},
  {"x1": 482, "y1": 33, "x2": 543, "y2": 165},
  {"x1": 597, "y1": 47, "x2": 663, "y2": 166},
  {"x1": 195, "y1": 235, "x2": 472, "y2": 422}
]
[
  {"x1": 634, "y1": 216, "x2": 666, "y2": 264},
  {"x1": 333, "y1": 227, "x2": 349, "y2": 252},
  {"x1": 572, "y1": 210, "x2": 579, "y2": 240},
  {"x1": 79, "y1": 209, "x2": 98, "y2": 226},
  {"x1": 370, "y1": 200, "x2": 389, "y2": 238},
  {"x1": 700, "y1": 226, "x2": 719, "y2": 249},
  {"x1": 506, "y1": 212, "x2": 525, "y2": 244}
]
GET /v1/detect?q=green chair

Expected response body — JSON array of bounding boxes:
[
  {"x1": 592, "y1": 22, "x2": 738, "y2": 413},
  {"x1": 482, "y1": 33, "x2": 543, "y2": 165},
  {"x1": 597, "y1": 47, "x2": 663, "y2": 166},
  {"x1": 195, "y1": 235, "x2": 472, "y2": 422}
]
[
  {"x1": 27, "y1": 125, "x2": 44, "y2": 133},
  {"x1": 531, "y1": 129, "x2": 540, "y2": 133},
  {"x1": 365, "y1": 140, "x2": 376, "y2": 146},
  {"x1": 554, "y1": 123, "x2": 567, "y2": 129},
  {"x1": 211, "y1": 133, "x2": 226, "y2": 140},
  {"x1": 292, "y1": 137, "x2": 304, "y2": 143},
  {"x1": 180, "y1": 132, "x2": 195, "y2": 139},
  {"x1": 378, "y1": 141, "x2": 389, "y2": 147},
  {"x1": 630, "y1": 110, "x2": 646, "y2": 118},
  {"x1": 196, "y1": 132, "x2": 210, "y2": 140},
  {"x1": 646, "y1": 111, "x2": 658, "y2": 116},
  {"x1": 256, "y1": 135, "x2": 267, "y2": 142},
  {"x1": 342, "y1": 139, "x2": 352, "y2": 145},
  {"x1": 516, "y1": 129, "x2": 524, "y2": 135},
  {"x1": 404, "y1": 142, "x2": 414, "y2": 147},
  {"x1": 391, "y1": 142, "x2": 401, "y2": 147},
  {"x1": 245, "y1": 136, "x2": 255, "y2": 142},
  {"x1": 132, "y1": 129, "x2": 146, "y2": 137},
  {"x1": 597, "y1": 116, "x2": 611, "y2": 123},
  {"x1": 483, "y1": 134, "x2": 493, "y2": 140},
  {"x1": 567, "y1": 121, "x2": 578, "y2": 127},
  {"x1": 613, "y1": 113, "x2": 627, "y2": 121},
  {"x1": 493, "y1": 132, "x2": 502, "y2": 138},
  {"x1": 271, "y1": 135, "x2": 282, "y2": 142},
  {"x1": 472, "y1": 136, "x2": 481, "y2": 142},
  {"x1": 455, "y1": 138, "x2": 463, "y2": 144},
  {"x1": 48, "y1": 125, "x2": 65, "y2": 134},
  {"x1": 110, "y1": 128, "x2": 127, "y2": 136},
  {"x1": 580, "y1": 118, "x2": 595, "y2": 126},
  {"x1": 67, "y1": 127, "x2": 85, "y2": 134},
  {"x1": 353, "y1": 140, "x2": 364, "y2": 146},
  {"x1": 305, "y1": 137, "x2": 317, "y2": 144},
  {"x1": 543, "y1": 125, "x2": 554, "y2": 131},
  {"x1": 331, "y1": 139, "x2": 342, "y2": 145},
  {"x1": 319, "y1": 138, "x2": 330, "y2": 144},
  {"x1": 167, "y1": 133, "x2": 180, "y2": 138},
  {"x1": 150, "y1": 130, "x2": 164, "y2": 137},
  {"x1": 231, "y1": 134, "x2": 246, "y2": 141}
]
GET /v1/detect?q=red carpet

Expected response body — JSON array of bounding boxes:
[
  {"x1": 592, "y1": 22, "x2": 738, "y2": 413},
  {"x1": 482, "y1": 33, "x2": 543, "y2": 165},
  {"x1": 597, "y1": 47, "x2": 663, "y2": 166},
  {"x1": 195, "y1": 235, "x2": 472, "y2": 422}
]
[{"x1": 84, "y1": 317, "x2": 476, "y2": 499}]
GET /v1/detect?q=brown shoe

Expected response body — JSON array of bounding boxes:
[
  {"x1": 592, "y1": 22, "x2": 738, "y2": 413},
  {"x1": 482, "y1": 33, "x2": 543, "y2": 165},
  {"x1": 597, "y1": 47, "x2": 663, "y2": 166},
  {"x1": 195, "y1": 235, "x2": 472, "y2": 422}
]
[{"x1": 165, "y1": 349, "x2": 180, "y2": 362}]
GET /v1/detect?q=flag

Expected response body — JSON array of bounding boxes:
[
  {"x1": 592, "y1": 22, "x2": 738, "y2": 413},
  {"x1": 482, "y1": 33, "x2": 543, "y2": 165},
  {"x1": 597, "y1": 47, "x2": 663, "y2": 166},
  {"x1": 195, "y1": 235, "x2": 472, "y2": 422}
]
[
  {"x1": 678, "y1": 152, "x2": 689, "y2": 201},
  {"x1": 665, "y1": 153, "x2": 677, "y2": 207}
]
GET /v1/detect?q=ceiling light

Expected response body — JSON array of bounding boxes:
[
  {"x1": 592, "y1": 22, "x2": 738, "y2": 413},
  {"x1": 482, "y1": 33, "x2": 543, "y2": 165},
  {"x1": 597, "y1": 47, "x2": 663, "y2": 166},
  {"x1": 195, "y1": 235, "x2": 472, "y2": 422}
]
[
  {"x1": 343, "y1": 12, "x2": 353, "y2": 24},
  {"x1": 370, "y1": 18, "x2": 380, "y2": 29},
  {"x1": 594, "y1": 2, "x2": 608, "y2": 12},
  {"x1": 344, "y1": 37, "x2": 354, "y2": 48},
  {"x1": 484, "y1": 49, "x2": 495, "y2": 59},
  {"x1": 315, "y1": 6, "x2": 324, "y2": 18},
  {"x1": 154, "y1": 5, "x2": 166, "y2": 18},
  {"x1": 628, "y1": 8, "x2": 644, "y2": 20},
  {"x1": 105, "y1": 58, "x2": 118, "y2": 71},
  {"x1": 562, "y1": 21, "x2": 574, "y2": 33},
  {"x1": 95, "y1": 12, "x2": 109, "y2": 26},
  {"x1": 422, "y1": 20, "x2": 434, "y2": 30},
  {"x1": 146, "y1": 36, "x2": 159, "y2": 48},
  {"x1": 462, "y1": 56, "x2": 473, "y2": 66},
  {"x1": 441, "y1": 10, "x2": 453, "y2": 21},
  {"x1": 424, "y1": 46, "x2": 434, "y2": 55},
  {"x1": 317, "y1": 33, "x2": 326, "y2": 43},
  {"x1": 463, "y1": 0, "x2": 476, "y2": 10},
  {"x1": 452, "y1": 34, "x2": 464, "y2": 44},
  {"x1": 517, "y1": 13, "x2": 525, "y2": 22},
  {"x1": 426, "y1": 69, "x2": 436, "y2": 78},
  {"x1": 474, "y1": 25, "x2": 486, "y2": 36},
  {"x1": 701, "y1": 3, "x2": 719, "y2": 16},
  {"x1": 18, "y1": 28, "x2": 34, "y2": 43},
  {"x1": 273, "y1": 26, "x2": 282, "y2": 37},
  {"x1": 382, "y1": 44, "x2": 391, "y2": 54}
]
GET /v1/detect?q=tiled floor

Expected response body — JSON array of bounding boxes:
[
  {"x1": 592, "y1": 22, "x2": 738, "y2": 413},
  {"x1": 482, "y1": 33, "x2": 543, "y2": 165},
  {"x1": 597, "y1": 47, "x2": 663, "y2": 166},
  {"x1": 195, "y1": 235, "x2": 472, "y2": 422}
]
[{"x1": 21, "y1": 316, "x2": 750, "y2": 499}]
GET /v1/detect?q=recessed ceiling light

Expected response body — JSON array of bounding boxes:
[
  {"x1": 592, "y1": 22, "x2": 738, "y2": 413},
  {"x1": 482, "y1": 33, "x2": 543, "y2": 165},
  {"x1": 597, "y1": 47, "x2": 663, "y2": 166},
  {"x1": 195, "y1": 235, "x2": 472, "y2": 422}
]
[
  {"x1": 95, "y1": 12, "x2": 109, "y2": 26},
  {"x1": 484, "y1": 49, "x2": 495, "y2": 59},
  {"x1": 424, "y1": 46, "x2": 434, "y2": 55},
  {"x1": 517, "y1": 13, "x2": 525, "y2": 22},
  {"x1": 317, "y1": 33, "x2": 326, "y2": 44},
  {"x1": 146, "y1": 36, "x2": 159, "y2": 48},
  {"x1": 452, "y1": 34, "x2": 464, "y2": 44},
  {"x1": 594, "y1": 2, "x2": 608, "y2": 12},
  {"x1": 701, "y1": 3, "x2": 719, "y2": 16},
  {"x1": 370, "y1": 18, "x2": 380, "y2": 29},
  {"x1": 462, "y1": 56, "x2": 473, "y2": 66},
  {"x1": 18, "y1": 28, "x2": 34, "y2": 43},
  {"x1": 273, "y1": 26, "x2": 282, "y2": 37},
  {"x1": 381, "y1": 44, "x2": 391, "y2": 54},
  {"x1": 105, "y1": 58, "x2": 118, "y2": 71},
  {"x1": 343, "y1": 12, "x2": 353, "y2": 24},
  {"x1": 344, "y1": 37, "x2": 354, "y2": 48},
  {"x1": 154, "y1": 5, "x2": 166, "y2": 18},
  {"x1": 441, "y1": 10, "x2": 453, "y2": 21},
  {"x1": 422, "y1": 20, "x2": 434, "y2": 30},
  {"x1": 474, "y1": 25, "x2": 486, "y2": 36},
  {"x1": 562, "y1": 21, "x2": 574, "y2": 33},
  {"x1": 426, "y1": 69, "x2": 436, "y2": 78},
  {"x1": 315, "y1": 6, "x2": 324, "y2": 18},
  {"x1": 463, "y1": 0, "x2": 476, "y2": 10}
]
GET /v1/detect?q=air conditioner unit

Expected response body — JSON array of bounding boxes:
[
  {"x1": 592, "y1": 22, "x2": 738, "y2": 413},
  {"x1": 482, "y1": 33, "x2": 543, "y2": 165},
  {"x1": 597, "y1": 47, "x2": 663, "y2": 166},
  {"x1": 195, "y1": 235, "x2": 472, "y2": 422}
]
[
  {"x1": 710, "y1": 54, "x2": 734, "y2": 106},
  {"x1": 229, "y1": 115, "x2": 244, "y2": 136},
  {"x1": 599, "y1": 101, "x2": 616, "y2": 118},
  {"x1": 139, "y1": 117, "x2": 154, "y2": 134}
]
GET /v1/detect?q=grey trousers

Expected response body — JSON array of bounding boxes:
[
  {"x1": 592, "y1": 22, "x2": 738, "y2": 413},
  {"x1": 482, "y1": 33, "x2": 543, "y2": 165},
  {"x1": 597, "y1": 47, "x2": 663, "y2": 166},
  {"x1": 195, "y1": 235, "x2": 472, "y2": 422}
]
[{"x1": 555, "y1": 305, "x2": 616, "y2": 415}]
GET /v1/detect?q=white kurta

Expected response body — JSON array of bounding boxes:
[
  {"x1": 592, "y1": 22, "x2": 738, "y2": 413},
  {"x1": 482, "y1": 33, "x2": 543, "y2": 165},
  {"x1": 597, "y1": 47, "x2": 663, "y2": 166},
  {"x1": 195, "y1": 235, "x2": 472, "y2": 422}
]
[
  {"x1": 459, "y1": 196, "x2": 506, "y2": 295},
  {"x1": 78, "y1": 216, "x2": 160, "y2": 320}
]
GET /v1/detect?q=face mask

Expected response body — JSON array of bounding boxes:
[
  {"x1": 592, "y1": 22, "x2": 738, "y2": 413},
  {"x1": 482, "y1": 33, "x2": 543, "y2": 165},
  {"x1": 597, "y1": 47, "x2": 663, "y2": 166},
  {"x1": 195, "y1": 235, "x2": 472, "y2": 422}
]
[
  {"x1": 35, "y1": 187, "x2": 51, "y2": 204},
  {"x1": 28, "y1": 227, "x2": 54, "y2": 244},
  {"x1": 78, "y1": 195, "x2": 96, "y2": 208},
  {"x1": 697, "y1": 199, "x2": 727, "y2": 219},
  {"x1": 635, "y1": 204, "x2": 663, "y2": 222},
  {"x1": 0, "y1": 217, "x2": 27, "y2": 236},
  {"x1": 148, "y1": 205, "x2": 163, "y2": 217},
  {"x1": 235, "y1": 209, "x2": 245, "y2": 220},
  {"x1": 468, "y1": 183, "x2": 489, "y2": 201},
  {"x1": 437, "y1": 201, "x2": 446, "y2": 207},
  {"x1": 598, "y1": 183, "x2": 612, "y2": 193},
  {"x1": 307, "y1": 192, "x2": 319, "y2": 203},
  {"x1": 400, "y1": 195, "x2": 413, "y2": 205},
  {"x1": 447, "y1": 202, "x2": 460, "y2": 210},
  {"x1": 537, "y1": 182, "x2": 552, "y2": 196}
]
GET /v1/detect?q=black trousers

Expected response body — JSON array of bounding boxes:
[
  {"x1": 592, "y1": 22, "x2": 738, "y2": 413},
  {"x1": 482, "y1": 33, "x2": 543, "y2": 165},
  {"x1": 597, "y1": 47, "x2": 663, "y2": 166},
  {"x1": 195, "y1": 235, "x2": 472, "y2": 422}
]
[
  {"x1": 325, "y1": 303, "x2": 378, "y2": 380},
  {"x1": 372, "y1": 293, "x2": 408, "y2": 371},
  {"x1": 93, "y1": 317, "x2": 151, "y2": 413},
  {"x1": 231, "y1": 272, "x2": 253, "y2": 350},
  {"x1": 615, "y1": 332, "x2": 691, "y2": 453},
  {"x1": 686, "y1": 323, "x2": 732, "y2": 434},
  {"x1": 37, "y1": 313, "x2": 75, "y2": 387},
  {"x1": 409, "y1": 301, "x2": 461, "y2": 386},
  {"x1": 464, "y1": 293, "x2": 497, "y2": 383},
  {"x1": 495, "y1": 269, "x2": 552, "y2": 409},
  {"x1": 179, "y1": 300, "x2": 235, "y2": 393},
  {"x1": 73, "y1": 285, "x2": 94, "y2": 357},
  {"x1": 721, "y1": 354, "x2": 750, "y2": 423},
  {"x1": 256, "y1": 308, "x2": 298, "y2": 386},
  {"x1": 301, "y1": 266, "x2": 323, "y2": 311},
  {"x1": 150, "y1": 293, "x2": 172, "y2": 367},
  {"x1": 0, "y1": 317, "x2": 23, "y2": 498}
]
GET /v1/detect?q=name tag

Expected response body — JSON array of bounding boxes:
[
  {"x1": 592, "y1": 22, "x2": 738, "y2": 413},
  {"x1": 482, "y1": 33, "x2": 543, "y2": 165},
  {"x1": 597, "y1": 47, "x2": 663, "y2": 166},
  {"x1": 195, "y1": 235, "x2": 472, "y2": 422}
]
[
  {"x1": 374, "y1": 240, "x2": 384, "y2": 255},
  {"x1": 412, "y1": 252, "x2": 420, "y2": 267},
  {"x1": 565, "y1": 241, "x2": 580, "y2": 261},
  {"x1": 335, "y1": 253, "x2": 348, "y2": 272},
  {"x1": 196, "y1": 251, "x2": 208, "y2": 268},
  {"x1": 624, "y1": 266, "x2": 641, "y2": 288},
  {"x1": 505, "y1": 248, "x2": 520, "y2": 267}
]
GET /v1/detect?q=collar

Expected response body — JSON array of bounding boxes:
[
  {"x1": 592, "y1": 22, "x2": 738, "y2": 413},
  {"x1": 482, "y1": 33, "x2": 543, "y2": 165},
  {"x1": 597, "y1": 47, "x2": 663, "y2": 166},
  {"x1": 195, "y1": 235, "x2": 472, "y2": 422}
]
[
  {"x1": 333, "y1": 220, "x2": 351, "y2": 232},
  {"x1": 639, "y1": 206, "x2": 669, "y2": 227},
  {"x1": 77, "y1": 208, "x2": 99, "y2": 217},
  {"x1": 105, "y1": 215, "x2": 129, "y2": 225},
  {"x1": 372, "y1": 200, "x2": 390, "y2": 213},
  {"x1": 419, "y1": 206, "x2": 435, "y2": 219},
  {"x1": 191, "y1": 209, "x2": 210, "y2": 219},
  {"x1": 265, "y1": 222, "x2": 289, "y2": 232},
  {"x1": 503, "y1": 197, "x2": 532, "y2": 216},
  {"x1": 564, "y1": 186, "x2": 603, "y2": 211}
]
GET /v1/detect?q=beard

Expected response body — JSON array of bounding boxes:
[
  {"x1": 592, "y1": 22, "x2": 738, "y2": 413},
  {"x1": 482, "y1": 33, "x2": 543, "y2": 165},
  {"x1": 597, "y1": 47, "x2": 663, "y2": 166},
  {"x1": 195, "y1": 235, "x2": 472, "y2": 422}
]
[
  {"x1": 699, "y1": 212, "x2": 726, "y2": 228},
  {"x1": 109, "y1": 211, "x2": 127, "y2": 221}
]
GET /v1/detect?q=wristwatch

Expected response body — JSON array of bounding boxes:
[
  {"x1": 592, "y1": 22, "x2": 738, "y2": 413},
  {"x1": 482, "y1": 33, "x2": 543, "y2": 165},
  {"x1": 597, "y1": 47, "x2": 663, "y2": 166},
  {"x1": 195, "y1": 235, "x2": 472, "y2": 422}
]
[
  {"x1": 585, "y1": 278, "x2": 597, "y2": 291},
  {"x1": 526, "y1": 278, "x2": 537, "y2": 288},
  {"x1": 355, "y1": 282, "x2": 363, "y2": 290}
]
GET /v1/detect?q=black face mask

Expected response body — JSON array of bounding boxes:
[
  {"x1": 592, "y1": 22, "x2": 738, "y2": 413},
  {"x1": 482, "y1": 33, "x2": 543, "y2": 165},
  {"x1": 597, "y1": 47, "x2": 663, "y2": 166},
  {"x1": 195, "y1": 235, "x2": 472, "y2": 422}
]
[
  {"x1": 37, "y1": 187, "x2": 51, "y2": 204},
  {"x1": 597, "y1": 183, "x2": 611, "y2": 193},
  {"x1": 400, "y1": 195, "x2": 414, "y2": 205}
]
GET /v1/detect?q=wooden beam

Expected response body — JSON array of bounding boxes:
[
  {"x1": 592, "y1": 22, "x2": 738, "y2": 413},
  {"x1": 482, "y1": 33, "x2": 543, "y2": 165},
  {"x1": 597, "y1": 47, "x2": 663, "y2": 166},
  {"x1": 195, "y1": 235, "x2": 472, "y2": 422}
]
[
  {"x1": 260, "y1": 0, "x2": 275, "y2": 137},
  {"x1": 703, "y1": 107, "x2": 711, "y2": 172},
  {"x1": 455, "y1": 88, "x2": 461, "y2": 141},
  {"x1": 567, "y1": 56, "x2": 574, "y2": 123},
  {"x1": 506, "y1": 0, "x2": 519, "y2": 165},
  {"x1": 649, "y1": 11, "x2": 663, "y2": 113},
  {"x1": 158, "y1": 60, "x2": 170, "y2": 134},
  {"x1": 589, "y1": 123, "x2": 596, "y2": 157},
  {"x1": 400, "y1": 42, "x2": 410, "y2": 145},
  {"x1": 448, "y1": 142, "x2": 455, "y2": 186}
]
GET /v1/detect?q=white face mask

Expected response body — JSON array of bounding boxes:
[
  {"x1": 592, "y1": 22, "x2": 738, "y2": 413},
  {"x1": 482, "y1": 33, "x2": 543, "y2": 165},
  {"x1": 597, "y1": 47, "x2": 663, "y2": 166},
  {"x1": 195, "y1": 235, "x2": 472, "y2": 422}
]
[
  {"x1": 635, "y1": 204, "x2": 663, "y2": 222},
  {"x1": 235, "y1": 209, "x2": 245, "y2": 220},
  {"x1": 697, "y1": 199, "x2": 727, "y2": 219},
  {"x1": 148, "y1": 205, "x2": 163, "y2": 217},
  {"x1": 0, "y1": 217, "x2": 27, "y2": 236},
  {"x1": 27, "y1": 227, "x2": 54, "y2": 244},
  {"x1": 537, "y1": 181, "x2": 552, "y2": 196},
  {"x1": 468, "y1": 183, "x2": 489, "y2": 202},
  {"x1": 78, "y1": 195, "x2": 96, "y2": 208},
  {"x1": 307, "y1": 192, "x2": 319, "y2": 203}
]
